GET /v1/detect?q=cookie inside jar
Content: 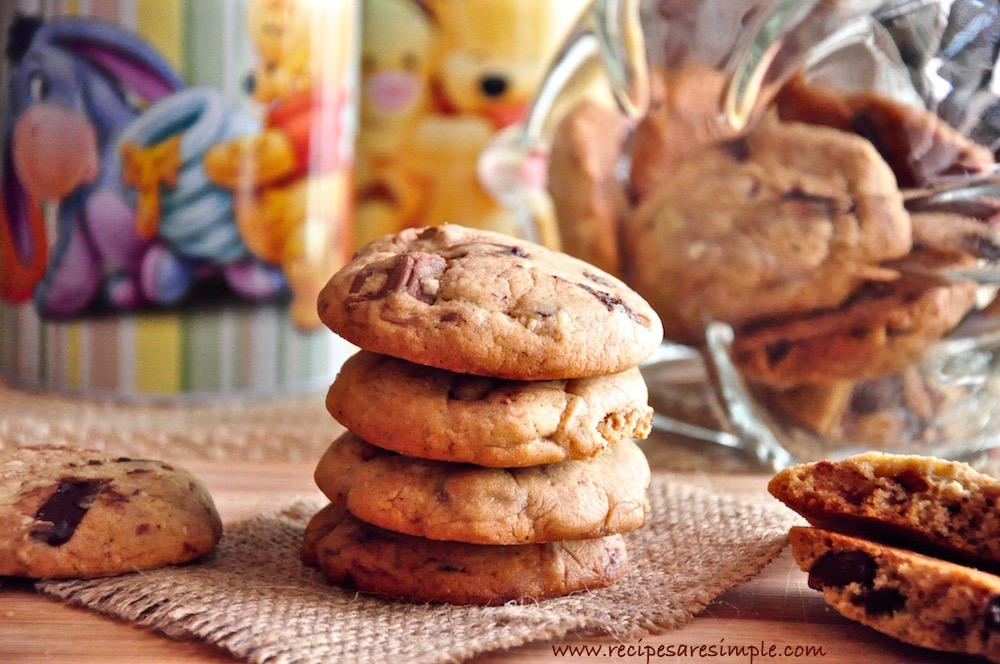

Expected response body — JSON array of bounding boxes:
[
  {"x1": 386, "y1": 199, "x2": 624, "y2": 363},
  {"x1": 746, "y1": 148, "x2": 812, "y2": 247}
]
[{"x1": 544, "y1": 7, "x2": 1000, "y2": 456}]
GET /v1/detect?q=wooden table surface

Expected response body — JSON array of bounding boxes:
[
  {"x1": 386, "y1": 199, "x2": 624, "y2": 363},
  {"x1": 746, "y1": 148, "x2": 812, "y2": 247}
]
[{"x1": 0, "y1": 460, "x2": 985, "y2": 663}]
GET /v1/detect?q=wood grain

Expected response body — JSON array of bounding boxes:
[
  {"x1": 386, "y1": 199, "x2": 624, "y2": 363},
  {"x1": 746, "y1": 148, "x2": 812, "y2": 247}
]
[{"x1": 0, "y1": 462, "x2": 975, "y2": 663}]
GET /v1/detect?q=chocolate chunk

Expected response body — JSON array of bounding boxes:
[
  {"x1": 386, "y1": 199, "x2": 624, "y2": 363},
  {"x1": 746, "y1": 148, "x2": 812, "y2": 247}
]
[
  {"x1": 861, "y1": 588, "x2": 905, "y2": 616},
  {"x1": 349, "y1": 253, "x2": 446, "y2": 304},
  {"x1": 722, "y1": 136, "x2": 751, "y2": 162},
  {"x1": 893, "y1": 469, "x2": 930, "y2": 494},
  {"x1": 30, "y1": 480, "x2": 109, "y2": 546},
  {"x1": 385, "y1": 253, "x2": 446, "y2": 304},
  {"x1": 575, "y1": 282, "x2": 642, "y2": 324},
  {"x1": 764, "y1": 339, "x2": 793, "y2": 365},
  {"x1": 807, "y1": 550, "x2": 877, "y2": 590}
]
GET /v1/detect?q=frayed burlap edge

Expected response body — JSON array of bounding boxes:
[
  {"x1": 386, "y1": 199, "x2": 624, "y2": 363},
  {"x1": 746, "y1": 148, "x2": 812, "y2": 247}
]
[{"x1": 37, "y1": 474, "x2": 802, "y2": 664}]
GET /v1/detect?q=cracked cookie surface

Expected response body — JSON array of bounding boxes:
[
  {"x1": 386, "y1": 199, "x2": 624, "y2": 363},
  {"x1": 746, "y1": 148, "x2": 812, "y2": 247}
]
[
  {"x1": 318, "y1": 224, "x2": 663, "y2": 380},
  {"x1": 302, "y1": 503, "x2": 627, "y2": 605},
  {"x1": 791, "y1": 526, "x2": 1000, "y2": 662},
  {"x1": 0, "y1": 446, "x2": 222, "y2": 578},
  {"x1": 326, "y1": 350, "x2": 653, "y2": 467},
  {"x1": 313, "y1": 432, "x2": 650, "y2": 545}
]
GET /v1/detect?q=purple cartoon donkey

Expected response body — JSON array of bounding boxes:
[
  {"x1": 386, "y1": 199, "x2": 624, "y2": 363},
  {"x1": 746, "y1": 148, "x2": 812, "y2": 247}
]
[{"x1": 2, "y1": 15, "x2": 283, "y2": 318}]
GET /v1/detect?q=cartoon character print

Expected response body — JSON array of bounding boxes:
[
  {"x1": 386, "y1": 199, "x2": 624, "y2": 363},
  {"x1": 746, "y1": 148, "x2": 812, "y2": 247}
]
[
  {"x1": 354, "y1": 0, "x2": 435, "y2": 248},
  {"x1": 354, "y1": 0, "x2": 583, "y2": 244},
  {"x1": 203, "y1": 0, "x2": 354, "y2": 330},
  {"x1": 0, "y1": 14, "x2": 288, "y2": 320}
]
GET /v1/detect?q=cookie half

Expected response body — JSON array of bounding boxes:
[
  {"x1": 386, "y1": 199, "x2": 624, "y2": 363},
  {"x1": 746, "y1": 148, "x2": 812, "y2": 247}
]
[
  {"x1": 0, "y1": 446, "x2": 222, "y2": 578},
  {"x1": 770, "y1": 453, "x2": 1000, "y2": 569},
  {"x1": 302, "y1": 503, "x2": 627, "y2": 605},
  {"x1": 327, "y1": 350, "x2": 653, "y2": 467},
  {"x1": 790, "y1": 526, "x2": 1000, "y2": 662},
  {"x1": 313, "y1": 432, "x2": 650, "y2": 545},
  {"x1": 317, "y1": 224, "x2": 663, "y2": 380}
]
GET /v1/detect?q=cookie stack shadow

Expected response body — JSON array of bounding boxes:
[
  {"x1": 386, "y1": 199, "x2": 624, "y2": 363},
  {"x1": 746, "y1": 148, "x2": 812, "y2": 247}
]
[{"x1": 300, "y1": 224, "x2": 664, "y2": 605}]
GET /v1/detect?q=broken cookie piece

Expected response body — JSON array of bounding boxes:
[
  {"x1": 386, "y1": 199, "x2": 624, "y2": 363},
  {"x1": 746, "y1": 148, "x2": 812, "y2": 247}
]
[
  {"x1": 771, "y1": 452, "x2": 1000, "y2": 570},
  {"x1": 790, "y1": 526, "x2": 1000, "y2": 662}
]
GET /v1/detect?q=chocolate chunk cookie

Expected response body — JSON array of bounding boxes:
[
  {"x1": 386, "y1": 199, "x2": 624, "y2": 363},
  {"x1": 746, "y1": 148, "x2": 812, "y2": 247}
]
[
  {"x1": 770, "y1": 453, "x2": 1000, "y2": 570},
  {"x1": 776, "y1": 75, "x2": 996, "y2": 188},
  {"x1": 327, "y1": 350, "x2": 653, "y2": 467},
  {"x1": 318, "y1": 224, "x2": 663, "y2": 380},
  {"x1": 731, "y1": 261, "x2": 978, "y2": 388},
  {"x1": 790, "y1": 526, "x2": 1000, "y2": 662},
  {"x1": 0, "y1": 446, "x2": 222, "y2": 578},
  {"x1": 313, "y1": 432, "x2": 650, "y2": 545},
  {"x1": 302, "y1": 503, "x2": 627, "y2": 605},
  {"x1": 622, "y1": 114, "x2": 911, "y2": 345}
]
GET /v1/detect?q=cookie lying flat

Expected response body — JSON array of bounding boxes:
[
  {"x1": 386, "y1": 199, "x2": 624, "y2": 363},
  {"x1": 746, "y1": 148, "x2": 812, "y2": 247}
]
[
  {"x1": 732, "y1": 262, "x2": 977, "y2": 388},
  {"x1": 770, "y1": 453, "x2": 1000, "y2": 569},
  {"x1": 317, "y1": 224, "x2": 663, "y2": 380},
  {"x1": 314, "y1": 432, "x2": 650, "y2": 545},
  {"x1": 302, "y1": 503, "x2": 627, "y2": 605},
  {"x1": 0, "y1": 446, "x2": 222, "y2": 578},
  {"x1": 790, "y1": 526, "x2": 1000, "y2": 662},
  {"x1": 326, "y1": 350, "x2": 653, "y2": 467}
]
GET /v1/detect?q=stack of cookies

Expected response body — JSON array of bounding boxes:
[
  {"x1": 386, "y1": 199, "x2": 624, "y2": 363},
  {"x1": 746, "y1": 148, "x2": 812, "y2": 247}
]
[
  {"x1": 771, "y1": 453, "x2": 1000, "y2": 661},
  {"x1": 302, "y1": 224, "x2": 664, "y2": 605}
]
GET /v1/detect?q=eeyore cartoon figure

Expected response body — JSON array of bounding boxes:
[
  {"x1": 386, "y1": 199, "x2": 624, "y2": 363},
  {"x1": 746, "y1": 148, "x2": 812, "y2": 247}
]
[{"x1": 1, "y1": 15, "x2": 283, "y2": 318}]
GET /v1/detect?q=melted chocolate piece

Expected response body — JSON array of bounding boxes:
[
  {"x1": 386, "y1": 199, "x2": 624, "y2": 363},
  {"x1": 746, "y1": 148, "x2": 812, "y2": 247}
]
[
  {"x1": 30, "y1": 480, "x2": 110, "y2": 546},
  {"x1": 808, "y1": 550, "x2": 877, "y2": 590},
  {"x1": 861, "y1": 588, "x2": 905, "y2": 616},
  {"x1": 348, "y1": 253, "x2": 446, "y2": 304},
  {"x1": 575, "y1": 282, "x2": 643, "y2": 324}
]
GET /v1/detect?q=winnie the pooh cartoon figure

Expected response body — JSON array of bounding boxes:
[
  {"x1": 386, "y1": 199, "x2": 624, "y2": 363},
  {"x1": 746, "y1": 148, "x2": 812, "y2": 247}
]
[
  {"x1": 204, "y1": 0, "x2": 355, "y2": 329},
  {"x1": 354, "y1": 0, "x2": 586, "y2": 246}
]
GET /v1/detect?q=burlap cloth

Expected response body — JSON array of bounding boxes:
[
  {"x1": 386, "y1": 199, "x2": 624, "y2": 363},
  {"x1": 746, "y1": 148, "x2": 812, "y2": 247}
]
[{"x1": 0, "y1": 381, "x2": 801, "y2": 662}]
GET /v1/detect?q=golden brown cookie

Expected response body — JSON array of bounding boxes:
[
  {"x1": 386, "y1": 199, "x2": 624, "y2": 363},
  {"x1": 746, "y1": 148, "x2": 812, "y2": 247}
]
[
  {"x1": 317, "y1": 224, "x2": 663, "y2": 380},
  {"x1": 770, "y1": 453, "x2": 1000, "y2": 569},
  {"x1": 790, "y1": 526, "x2": 1000, "y2": 662},
  {"x1": 326, "y1": 350, "x2": 653, "y2": 467},
  {"x1": 313, "y1": 432, "x2": 650, "y2": 545},
  {"x1": 776, "y1": 75, "x2": 996, "y2": 188},
  {"x1": 0, "y1": 446, "x2": 222, "y2": 578},
  {"x1": 731, "y1": 266, "x2": 978, "y2": 387},
  {"x1": 622, "y1": 114, "x2": 911, "y2": 345},
  {"x1": 302, "y1": 503, "x2": 627, "y2": 605}
]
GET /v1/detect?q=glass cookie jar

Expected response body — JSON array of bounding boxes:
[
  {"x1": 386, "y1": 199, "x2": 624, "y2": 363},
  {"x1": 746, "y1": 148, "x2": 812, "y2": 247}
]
[{"x1": 482, "y1": 0, "x2": 1000, "y2": 468}]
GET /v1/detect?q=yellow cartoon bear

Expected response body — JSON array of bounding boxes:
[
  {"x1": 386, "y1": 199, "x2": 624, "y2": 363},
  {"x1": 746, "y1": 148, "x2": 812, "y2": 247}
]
[
  {"x1": 354, "y1": 0, "x2": 435, "y2": 249},
  {"x1": 204, "y1": 0, "x2": 354, "y2": 329},
  {"x1": 353, "y1": 0, "x2": 585, "y2": 245},
  {"x1": 402, "y1": 0, "x2": 587, "y2": 240}
]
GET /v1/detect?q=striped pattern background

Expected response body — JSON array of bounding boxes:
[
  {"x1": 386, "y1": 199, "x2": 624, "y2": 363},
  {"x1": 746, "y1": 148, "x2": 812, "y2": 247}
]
[{"x1": 0, "y1": 0, "x2": 356, "y2": 401}]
